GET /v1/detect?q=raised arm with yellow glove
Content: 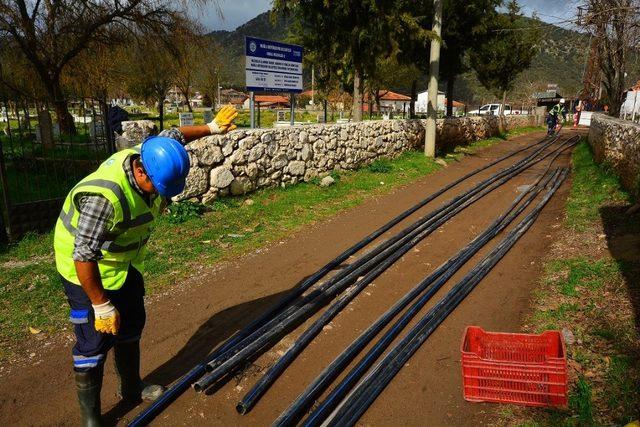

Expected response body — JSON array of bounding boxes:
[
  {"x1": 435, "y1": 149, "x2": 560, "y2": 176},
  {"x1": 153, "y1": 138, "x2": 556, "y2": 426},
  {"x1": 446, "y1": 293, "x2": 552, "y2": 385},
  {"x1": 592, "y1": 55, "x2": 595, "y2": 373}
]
[
  {"x1": 208, "y1": 105, "x2": 238, "y2": 134},
  {"x1": 177, "y1": 105, "x2": 239, "y2": 143}
]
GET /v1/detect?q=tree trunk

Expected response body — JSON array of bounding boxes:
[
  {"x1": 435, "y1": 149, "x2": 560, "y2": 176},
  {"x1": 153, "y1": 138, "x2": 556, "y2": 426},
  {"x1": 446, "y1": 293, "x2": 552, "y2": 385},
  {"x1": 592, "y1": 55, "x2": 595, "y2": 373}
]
[
  {"x1": 352, "y1": 66, "x2": 363, "y2": 122},
  {"x1": 446, "y1": 77, "x2": 455, "y2": 117},
  {"x1": 98, "y1": 99, "x2": 114, "y2": 153},
  {"x1": 22, "y1": 102, "x2": 31, "y2": 132},
  {"x1": 47, "y1": 79, "x2": 76, "y2": 135},
  {"x1": 323, "y1": 99, "x2": 328, "y2": 123},
  {"x1": 158, "y1": 99, "x2": 164, "y2": 131},
  {"x1": 410, "y1": 79, "x2": 417, "y2": 119},
  {"x1": 53, "y1": 99, "x2": 76, "y2": 136},
  {"x1": 499, "y1": 89, "x2": 507, "y2": 134},
  {"x1": 180, "y1": 86, "x2": 193, "y2": 113}
]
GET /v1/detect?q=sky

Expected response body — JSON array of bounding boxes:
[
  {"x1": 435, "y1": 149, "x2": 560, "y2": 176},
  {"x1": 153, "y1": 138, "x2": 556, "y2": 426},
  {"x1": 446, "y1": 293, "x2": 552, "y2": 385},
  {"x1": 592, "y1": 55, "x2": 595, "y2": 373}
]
[{"x1": 192, "y1": 0, "x2": 582, "y2": 32}]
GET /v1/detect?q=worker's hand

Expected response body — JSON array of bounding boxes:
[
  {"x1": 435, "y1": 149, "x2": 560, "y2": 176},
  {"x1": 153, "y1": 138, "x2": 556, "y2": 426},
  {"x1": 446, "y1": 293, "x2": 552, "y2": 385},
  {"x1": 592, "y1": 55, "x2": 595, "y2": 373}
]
[
  {"x1": 208, "y1": 105, "x2": 238, "y2": 134},
  {"x1": 92, "y1": 300, "x2": 120, "y2": 335}
]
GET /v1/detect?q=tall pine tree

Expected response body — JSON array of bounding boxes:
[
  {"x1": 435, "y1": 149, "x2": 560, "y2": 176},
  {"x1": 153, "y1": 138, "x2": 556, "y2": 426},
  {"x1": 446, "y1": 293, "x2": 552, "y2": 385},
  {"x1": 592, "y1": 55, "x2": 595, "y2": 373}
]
[{"x1": 470, "y1": 0, "x2": 540, "y2": 115}]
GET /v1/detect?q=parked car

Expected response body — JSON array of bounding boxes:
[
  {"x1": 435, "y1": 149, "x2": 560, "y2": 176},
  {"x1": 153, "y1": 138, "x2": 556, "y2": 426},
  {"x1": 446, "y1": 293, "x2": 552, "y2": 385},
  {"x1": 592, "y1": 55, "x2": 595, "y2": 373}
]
[{"x1": 468, "y1": 103, "x2": 528, "y2": 116}]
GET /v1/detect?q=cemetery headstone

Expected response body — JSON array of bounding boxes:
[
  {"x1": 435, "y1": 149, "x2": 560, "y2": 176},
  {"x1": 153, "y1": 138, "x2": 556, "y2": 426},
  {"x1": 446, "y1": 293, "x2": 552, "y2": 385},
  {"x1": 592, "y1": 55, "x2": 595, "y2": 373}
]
[
  {"x1": 179, "y1": 112, "x2": 194, "y2": 126},
  {"x1": 37, "y1": 110, "x2": 54, "y2": 149}
]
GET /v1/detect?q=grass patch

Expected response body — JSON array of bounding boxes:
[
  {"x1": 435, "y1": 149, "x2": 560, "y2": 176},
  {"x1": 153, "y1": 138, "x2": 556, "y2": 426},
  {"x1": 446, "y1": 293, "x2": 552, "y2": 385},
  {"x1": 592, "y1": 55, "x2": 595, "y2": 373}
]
[
  {"x1": 569, "y1": 376, "x2": 594, "y2": 426},
  {"x1": 566, "y1": 143, "x2": 630, "y2": 231},
  {"x1": 606, "y1": 355, "x2": 640, "y2": 425},
  {"x1": 0, "y1": 127, "x2": 541, "y2": 360},
  {"x1": 367, "y1": 159, "x2": 393, "y2": 173},
  {"x1": 506, "y1": 140, "x2": 640, "y2": 426}
]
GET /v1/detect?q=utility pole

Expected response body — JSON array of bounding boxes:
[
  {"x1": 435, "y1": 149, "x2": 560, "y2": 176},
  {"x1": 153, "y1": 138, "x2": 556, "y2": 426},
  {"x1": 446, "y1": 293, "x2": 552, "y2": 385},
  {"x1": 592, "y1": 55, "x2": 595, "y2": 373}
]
[
  {"x1": 311, "y1": 66, "x2": 315, "y2": 105},
  {"x1": 216, "y1": 67, "x2": 220, "y2": 109},
  {"x1": 425, "y1": 0, "x2": 443, "y2": 158}
]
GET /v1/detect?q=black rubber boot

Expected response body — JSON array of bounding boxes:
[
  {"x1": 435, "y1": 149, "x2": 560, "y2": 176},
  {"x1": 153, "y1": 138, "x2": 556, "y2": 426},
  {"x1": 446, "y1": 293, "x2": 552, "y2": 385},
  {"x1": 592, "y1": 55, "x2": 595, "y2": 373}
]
[
  {"x1": 74, "y1": 365, "x2": 103, "y2": 427},
  {"x1": 114, "y1": 340, "x2": 164, "y2": 402}
]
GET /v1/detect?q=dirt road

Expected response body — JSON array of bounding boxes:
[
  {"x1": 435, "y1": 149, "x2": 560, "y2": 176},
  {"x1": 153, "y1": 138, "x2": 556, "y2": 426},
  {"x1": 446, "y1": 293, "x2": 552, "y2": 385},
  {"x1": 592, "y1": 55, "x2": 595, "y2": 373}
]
[{"x1": 0, "y1": 130, "x2": 585, "y2": 426}]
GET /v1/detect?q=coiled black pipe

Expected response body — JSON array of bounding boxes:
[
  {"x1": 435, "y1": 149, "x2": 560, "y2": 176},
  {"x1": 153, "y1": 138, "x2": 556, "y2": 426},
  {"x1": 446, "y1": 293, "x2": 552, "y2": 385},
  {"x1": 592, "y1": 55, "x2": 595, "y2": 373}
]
[
  {"x1": 127, "y1": 134, "x2": 556, "y2": 425},
  {"x1": 194, "y1": 137, "x2": 567, "y2": 393},
  {"x1": 324, "y1": 169, "x2": 569, "y2": 427}
]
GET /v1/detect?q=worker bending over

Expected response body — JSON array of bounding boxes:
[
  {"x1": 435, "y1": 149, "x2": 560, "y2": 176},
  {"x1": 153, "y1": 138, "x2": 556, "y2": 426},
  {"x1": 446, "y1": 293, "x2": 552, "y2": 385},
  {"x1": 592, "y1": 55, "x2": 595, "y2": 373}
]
[
  {"x1": 54, "y1": 106, "x2": 237, "y2": 426},
  {"x1": 547, "y1": 98, "x2": 567, "y2": 136}
]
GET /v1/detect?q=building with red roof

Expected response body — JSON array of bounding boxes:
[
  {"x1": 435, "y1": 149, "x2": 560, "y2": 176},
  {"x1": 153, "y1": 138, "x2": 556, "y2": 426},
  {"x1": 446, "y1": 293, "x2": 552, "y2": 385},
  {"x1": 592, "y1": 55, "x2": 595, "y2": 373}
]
[{"x1": 242, "y1": 95, "x2": 290, "y2": 109}]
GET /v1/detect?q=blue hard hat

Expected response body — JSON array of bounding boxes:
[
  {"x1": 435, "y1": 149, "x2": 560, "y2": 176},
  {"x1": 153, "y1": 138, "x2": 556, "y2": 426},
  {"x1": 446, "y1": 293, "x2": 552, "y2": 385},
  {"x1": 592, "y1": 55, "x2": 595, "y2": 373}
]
[{"x1": 140, "y1": 136, "x2": 190, "y2": 198}]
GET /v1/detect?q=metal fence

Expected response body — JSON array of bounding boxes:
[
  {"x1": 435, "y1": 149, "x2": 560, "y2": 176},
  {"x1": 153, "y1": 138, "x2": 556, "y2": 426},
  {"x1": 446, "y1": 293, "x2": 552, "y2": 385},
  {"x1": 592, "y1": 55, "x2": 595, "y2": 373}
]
[{"x1": 0, "y1": 99, "x2": 115, "y2": 241}]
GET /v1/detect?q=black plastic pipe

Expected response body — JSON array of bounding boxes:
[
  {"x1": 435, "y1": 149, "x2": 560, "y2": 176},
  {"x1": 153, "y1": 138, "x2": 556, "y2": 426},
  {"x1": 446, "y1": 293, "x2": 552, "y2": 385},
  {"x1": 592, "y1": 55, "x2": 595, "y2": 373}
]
[
  {"x1": 127, "y1": 134, "x2": 557, "y2": 426},
  {"x1": 195, "y1": 137, "x2": 573, "y2": 393},
  {"x1": 241, "y1": 164, "x2": 566, "y2": 416},
  {"x1": 294, "y1": 139, "x2": 578, "y2": 425},
  {"x1": 325, "y1": 169, "x2": 569, "y2": 427},
  {"x1": 272, "y1": 168, "x2": 563, "y2": 426},
  {"x1": 303, "y1": 144, "x2": 576, "y2": 425},
  {"x1": 194, "y1": 138, "x2": 566, "y2": 392},
  {"x1": 200, "y1": 137, "x2": 560, "y2": 376}
]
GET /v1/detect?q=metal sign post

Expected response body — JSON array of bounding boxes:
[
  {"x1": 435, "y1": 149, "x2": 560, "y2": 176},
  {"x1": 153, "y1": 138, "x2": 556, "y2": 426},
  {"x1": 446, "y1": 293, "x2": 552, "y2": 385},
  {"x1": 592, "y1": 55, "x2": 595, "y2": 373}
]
[
  {"x1": 250, "y1": 91, "x2": 255, "y2": 129},
  {"x1": 290, "y1": 93, "x2": 295, "y2": 126}
]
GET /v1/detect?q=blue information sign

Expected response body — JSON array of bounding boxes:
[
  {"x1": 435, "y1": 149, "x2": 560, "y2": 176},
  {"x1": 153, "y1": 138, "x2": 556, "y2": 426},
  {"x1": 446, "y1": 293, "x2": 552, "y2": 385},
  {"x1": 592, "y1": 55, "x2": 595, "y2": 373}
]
[{"x1": 245, "y1": 36, "x2": 303, "y2": 93}]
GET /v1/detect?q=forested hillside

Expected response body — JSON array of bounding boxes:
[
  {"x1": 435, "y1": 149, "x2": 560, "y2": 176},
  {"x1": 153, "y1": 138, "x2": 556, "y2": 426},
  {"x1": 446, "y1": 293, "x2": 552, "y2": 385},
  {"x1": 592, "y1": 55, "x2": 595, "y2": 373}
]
[{"x1": 210, "y1": 12, "x2": 598, "y2": 104}]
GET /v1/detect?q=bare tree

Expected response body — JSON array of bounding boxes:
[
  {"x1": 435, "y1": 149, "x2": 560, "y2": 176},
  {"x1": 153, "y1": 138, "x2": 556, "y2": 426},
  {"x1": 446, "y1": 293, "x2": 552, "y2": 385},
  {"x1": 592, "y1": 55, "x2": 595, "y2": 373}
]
[
  {"x1": 580, "y1": 0, "x2": 640, "y2": 115},
  {"x1": 192, "y1": 39, "x2": 223, "y2": 109},
  {"x1": 0, "y1": 0, "x2": 185, "y2": 134},
  {"x1": 171, "y1": 22, "x2": 222, "y2": 113},
  {"x1": 123, "y1": 35, "x2": 179, "y2": 130}
]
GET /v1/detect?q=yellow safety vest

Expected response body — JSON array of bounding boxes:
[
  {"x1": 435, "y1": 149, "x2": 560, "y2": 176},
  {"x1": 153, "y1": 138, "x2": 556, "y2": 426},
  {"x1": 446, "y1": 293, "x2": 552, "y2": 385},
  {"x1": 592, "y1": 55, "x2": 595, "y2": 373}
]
[{"x1": 53, "y1": 146, "x2": 162, "y2": 290}]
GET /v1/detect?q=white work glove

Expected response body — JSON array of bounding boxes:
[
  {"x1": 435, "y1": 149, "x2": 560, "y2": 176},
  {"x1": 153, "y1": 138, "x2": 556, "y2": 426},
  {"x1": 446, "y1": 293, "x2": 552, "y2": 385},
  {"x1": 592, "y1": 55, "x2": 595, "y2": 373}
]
[
  {"x1": 92, "y1": 300, "x2": 120, "y2": 335},
  {"x1": 208, "y1": 105, "x2": 238, "y2": 134}
]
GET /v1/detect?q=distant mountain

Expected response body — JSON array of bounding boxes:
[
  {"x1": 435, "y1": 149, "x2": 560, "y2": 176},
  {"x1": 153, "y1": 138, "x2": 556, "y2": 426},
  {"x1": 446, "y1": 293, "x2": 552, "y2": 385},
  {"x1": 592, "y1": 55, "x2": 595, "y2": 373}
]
[
  {"x1": 210, "y1": 11, "x2": 594, "y2": 104},
  {"x1": 208, "y1": 12, "x2": 291, "y2": 87}
]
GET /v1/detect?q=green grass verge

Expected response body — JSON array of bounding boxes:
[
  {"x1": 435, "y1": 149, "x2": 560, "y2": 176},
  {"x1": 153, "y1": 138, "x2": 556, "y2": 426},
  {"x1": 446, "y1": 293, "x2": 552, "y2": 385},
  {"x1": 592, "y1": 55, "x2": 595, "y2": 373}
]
[
  {"x1": 566, "y1": 142, "x2": 631, "y2": 231},
  {"x1": 513, "y1": 141, "x2": 640, "y2": 426},
  {"x1": 0, "y1": 127, "x2": 540, "y2": 361}
]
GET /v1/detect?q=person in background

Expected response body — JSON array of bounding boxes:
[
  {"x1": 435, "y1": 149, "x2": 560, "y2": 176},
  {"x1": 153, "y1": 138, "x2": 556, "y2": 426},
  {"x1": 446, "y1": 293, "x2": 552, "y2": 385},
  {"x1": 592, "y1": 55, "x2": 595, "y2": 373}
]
[
  {"x1": 573, "y1": 99, "x2": 582, "y2": 128},
  {"x1": 547, "y1": 98, "x2": 567, "y2": 136},
  {"x1": 54, "y1": 106, "x2": 237, "y2": 426}
]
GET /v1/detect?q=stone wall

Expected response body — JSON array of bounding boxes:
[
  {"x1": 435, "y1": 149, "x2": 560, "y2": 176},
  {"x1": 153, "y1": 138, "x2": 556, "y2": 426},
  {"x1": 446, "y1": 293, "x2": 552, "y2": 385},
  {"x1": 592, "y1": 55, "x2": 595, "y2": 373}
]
[
  {"x1": 176, "y1": 114, "x2": 540, "y2": 203},
  {"x1": 589, "y1": 113, "x2": 640, "y2": 196}
]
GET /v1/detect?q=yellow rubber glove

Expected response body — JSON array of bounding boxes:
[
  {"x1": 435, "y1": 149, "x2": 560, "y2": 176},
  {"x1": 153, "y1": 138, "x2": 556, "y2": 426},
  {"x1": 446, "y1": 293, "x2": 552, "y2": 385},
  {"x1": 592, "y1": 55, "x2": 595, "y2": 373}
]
[
  {"x1": 208, "y1": 105, "x2": 238, "y2": 134},
  {"x1": 92, "y1": 300, "x2": 120, "y2": 335}
]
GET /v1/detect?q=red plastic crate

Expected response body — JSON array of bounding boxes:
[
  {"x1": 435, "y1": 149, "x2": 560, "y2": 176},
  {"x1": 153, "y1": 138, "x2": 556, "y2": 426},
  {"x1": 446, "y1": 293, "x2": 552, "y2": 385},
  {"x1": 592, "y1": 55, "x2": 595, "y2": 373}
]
[{"x1": 460, "y1": 326, "x2": 568, "y2": 407}]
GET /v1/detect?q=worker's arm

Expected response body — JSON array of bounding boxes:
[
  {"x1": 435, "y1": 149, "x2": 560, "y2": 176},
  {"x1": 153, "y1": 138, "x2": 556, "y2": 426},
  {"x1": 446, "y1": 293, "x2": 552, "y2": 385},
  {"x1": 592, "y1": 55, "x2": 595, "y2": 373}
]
[
  {"x1": 75, "y1": 261, "x2": 108, "y2": 304},
  {"x1": 173, "y1": 105, "x2": 239, "y2": 143},
  {"x1": 178, "y1": 125, "x2": 214, "y2": 143},
  {"x1": 73, "y1": 195, "x2": 120, "y2": 334}
]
